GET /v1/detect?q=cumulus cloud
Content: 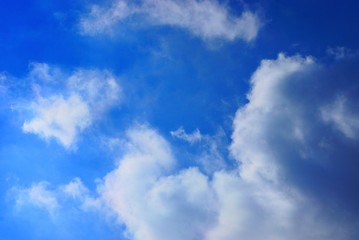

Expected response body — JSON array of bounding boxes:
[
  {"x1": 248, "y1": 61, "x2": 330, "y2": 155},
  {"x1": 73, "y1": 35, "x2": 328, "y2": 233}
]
[
  {"x1": 206, "y1": 172, "x2": 338, "y2": 240},
  {"x1": 170, "y1": 127, "x2": 202, "y2": 143},
  {"x1": 97, "y1": 124, "x2": 348, "y2": 240},
  {"x1": 13, "y1": 116, "x2": 357, "y2": 239},
  {"x1": 12, "y1": 53, "x2": 359, "y2": 239},
  {"x1": 99, "y1": 125, "x2": 216, "y2": 240},
  {"x1": 231, "y1": 53, "x2": 316, "y2": 182},
  {"x1": 22, "y1": 64, "x2": 121, "y2": 148},
  {"x1": 231, "y1": 53, "x2": 359, "y2": 224},
  {"x1": 80, "y1": 0, "x2": 261, "y2": 42},
  {"x1": 96, "y1": 53, "x2": 359, "y2": 239},
  {"x1": 99, "y1": 126, "x2": 213, "y2": 240}
]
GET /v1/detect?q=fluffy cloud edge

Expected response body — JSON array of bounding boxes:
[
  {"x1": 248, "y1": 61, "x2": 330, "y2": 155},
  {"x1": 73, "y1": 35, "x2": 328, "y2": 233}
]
[
  {"x1": 95, "y1": 124, "x2": 348, "y2": 240},
  {"x1": 9, "y1": 121, "x2": 354, "y2": 240},
  {"x1": 20, "y1": 63, "x2": 122, "y2": 149}
]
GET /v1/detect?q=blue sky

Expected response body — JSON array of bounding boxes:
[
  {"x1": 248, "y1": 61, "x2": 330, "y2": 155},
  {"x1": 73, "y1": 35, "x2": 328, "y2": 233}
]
[{"x1": 1, "y1": 0, "x2": 359, "y2": 239}]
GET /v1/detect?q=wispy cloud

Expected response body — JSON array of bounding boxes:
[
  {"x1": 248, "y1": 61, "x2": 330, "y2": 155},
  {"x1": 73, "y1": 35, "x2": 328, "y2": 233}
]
[
  {"x1": 0, "y1": 72, "x2": 7, "y2": 94},
  {"x1": 12, "y1": 182, "x2": 59, "y2": 215},
  {"x1": 59, "y1": 178, "x2": 89, "y2": 200},
  {"x1": 80, "y1": 0, "x2": 261, "y2": 42},
  {"x1": 21, "y1": 64, "x2": 121, "y2": 149},
  {"x1": 321, "y1": 96, "x2": 359, "y2": 139},
  {"x1": 326, "y1": 46, "x2": 359, "y2": 60},
  {"x1": 170, "y1": 127, "x2": 202, "y2": 143},
  {"x1": 10, "y1": 178, "x2": 99, "y2": 215},
  {"x1": 171, "y1": 127, "x2": 227, "y2": 173},
  {"x1": 23, "y1": 95, "x2": 91, "y2": 148}
]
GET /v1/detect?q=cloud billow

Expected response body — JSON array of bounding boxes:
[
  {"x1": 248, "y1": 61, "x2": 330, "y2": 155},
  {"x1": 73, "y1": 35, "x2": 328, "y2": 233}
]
[
  {"x1": 231, "y1": 53, "x2": 359, "y2": 214},
  {"x1": 98, "y1": 54, "x2": 359, "y2": 239},
  {"x1": 10, "y1": 54, "x2": 359, "y2": 239},
  {"x1": 95, "y1": 124, "x2": 349, "y2": 240}
]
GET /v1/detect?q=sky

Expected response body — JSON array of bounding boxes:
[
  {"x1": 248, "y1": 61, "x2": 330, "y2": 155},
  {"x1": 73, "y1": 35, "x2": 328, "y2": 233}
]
[{"x1": 1, "y1": 0, "x2": 359, "y2": 239}]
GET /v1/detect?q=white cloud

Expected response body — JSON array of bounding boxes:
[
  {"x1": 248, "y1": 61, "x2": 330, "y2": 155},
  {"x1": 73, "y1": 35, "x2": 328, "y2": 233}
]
[
  {"x1": 12, "y1": 120, "x2": 354, "y2": 239},
  {"x1": 80, "y1": 1, "x2": 133, "y2": 35},
  {"x1": 246, "y1": 53, "x2": 314, "y2": 112},
  {"x1": 60, "y1": 177, "x2": 89, "y2": 199},
  {"x1": 326, "y1": 46, "x2": 358, "y2": 60},
  {"x1": 321, "y1": 96, "x2": 359, "y2": 139},
  {"x1": 230, "y1": 53, "x2": 359, "y2": 182},
  {"x1": 207, "y1": 172, "x2": 307, "y2": 240},
  {"x1": 11, "y1": 178, "x2": 99, "y2": 215},
  {"x1": 13, "y1": 53, "x2": 359, "y2": 239},
  {"x1": 231, "y1": 53, "x2": 315, "y2": 183},
  {"x1": 170, "y1": 127, "x2": 227, "y2": 173},
  {"x1": 14, "y1": 182, "x2": 59, "y2": 215},
  {"x1": 67, "y1": 69, "x2": 121, "y2": 112},
  {"x1": 22, "y1": 64, "x2": 121, "y2": 148},
  {"x1": 59, "y1": 178, "x2": 102, "y2": 211},
  {"x1": 23, "y1": 95, "x2": 91, "y2": 148},
  {"x1": 95, "y1": 54, "x2": 359, "y2": 239},
  {"x1": 99, "y1": 125, "x2": 217, "y2": 240},
  {"x1": 228, "y1": 53, "x2": 359, "y2": 238},
  {"x1": 80, "y1": 0, "x2": 261, "y2": 42},
  {"x1": 29, "y1": 62, "x2": 61, "y2": 82},
  {"x1": 170, "y1": 127, "x2": 202, "y2": 143},
  {"x1": 98, "y1": 124, "x2": 346, "y2": 240}
]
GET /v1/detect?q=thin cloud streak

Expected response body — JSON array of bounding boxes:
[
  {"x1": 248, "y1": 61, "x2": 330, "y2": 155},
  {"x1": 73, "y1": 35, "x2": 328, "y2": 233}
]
[{"x1": 80, "y1": 0, "x2": 261, "y2": 42}]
